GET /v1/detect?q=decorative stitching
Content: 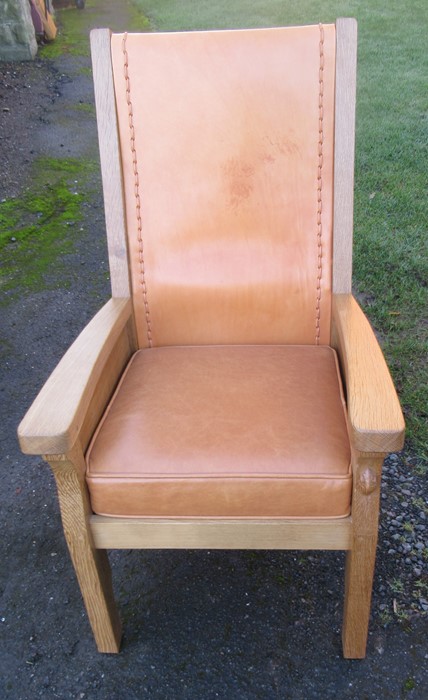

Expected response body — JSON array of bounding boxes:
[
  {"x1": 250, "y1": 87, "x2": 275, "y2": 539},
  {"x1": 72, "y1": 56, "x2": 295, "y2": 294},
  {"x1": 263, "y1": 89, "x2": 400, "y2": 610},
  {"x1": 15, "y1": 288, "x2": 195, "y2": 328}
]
[
  {"x1": 315, "y1": 24, "x2": 325, "y2": 345},
  {"x1": 122, "y1": 33, "x2": 153, "y2": 347}
]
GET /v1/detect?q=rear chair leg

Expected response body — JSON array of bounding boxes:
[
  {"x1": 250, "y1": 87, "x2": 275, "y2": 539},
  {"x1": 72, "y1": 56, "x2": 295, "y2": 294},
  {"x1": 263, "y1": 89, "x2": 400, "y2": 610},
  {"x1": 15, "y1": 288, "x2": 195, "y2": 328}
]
[
  {"x1": 342, "y1": 452, "x2": 384, "y2": 658},
  {"x1": 46, "y1": 445, "x2": 122, "y2": 653}
]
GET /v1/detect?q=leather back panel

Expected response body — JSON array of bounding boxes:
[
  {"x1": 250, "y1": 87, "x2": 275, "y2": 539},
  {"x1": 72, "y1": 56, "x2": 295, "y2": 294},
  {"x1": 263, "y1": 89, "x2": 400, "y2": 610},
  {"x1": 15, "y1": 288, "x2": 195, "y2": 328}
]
[{"x1": 111, "y1": 25, "x2": 335, "y2": 347}]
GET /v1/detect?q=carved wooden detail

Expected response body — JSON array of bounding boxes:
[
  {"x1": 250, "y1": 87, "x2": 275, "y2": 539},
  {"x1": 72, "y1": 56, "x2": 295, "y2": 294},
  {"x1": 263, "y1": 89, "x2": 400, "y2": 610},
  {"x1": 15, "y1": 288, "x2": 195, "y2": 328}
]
[{"x1": 358, "y1": 467, "x2": 378, "y2": 495}]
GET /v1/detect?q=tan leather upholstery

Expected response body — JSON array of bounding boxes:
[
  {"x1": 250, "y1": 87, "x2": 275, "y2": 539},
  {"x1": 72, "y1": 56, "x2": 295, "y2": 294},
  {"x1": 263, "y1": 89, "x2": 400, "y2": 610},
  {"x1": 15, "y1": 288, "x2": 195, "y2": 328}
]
[
  {"x1": 110, "y1": 25, "x2": 336, "y2": 348},
  {"x1": 86, "y1": 346, "x2": 351, "y2": 517},
  {"x1": 89, "y1": 25, "x2": 350, "y2": 519}
]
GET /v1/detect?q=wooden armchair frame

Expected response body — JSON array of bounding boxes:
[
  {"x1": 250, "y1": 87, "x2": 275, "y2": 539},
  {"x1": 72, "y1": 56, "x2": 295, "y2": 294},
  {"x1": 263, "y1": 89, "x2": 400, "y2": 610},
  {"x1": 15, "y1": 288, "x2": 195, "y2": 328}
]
[{"x1": 18, "y1": 19, "x2": 404, "y2": 658}]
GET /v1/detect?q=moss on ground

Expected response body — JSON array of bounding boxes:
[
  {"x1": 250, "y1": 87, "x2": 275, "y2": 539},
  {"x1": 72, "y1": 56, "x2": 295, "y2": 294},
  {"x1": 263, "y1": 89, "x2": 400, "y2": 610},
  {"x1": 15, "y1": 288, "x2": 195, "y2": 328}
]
[
  {"x1": 40, "y1": 1, "x2": 149, "y2": 59},
  {"x1": 40, "y1": 7, "x2": 92, "y2": 58},
  {"x1": 73, "y1": 101, "x2": 95, "y2": 114},
  {"x1": 0, "y1": 157, "x2": 95, "y2": 298}
]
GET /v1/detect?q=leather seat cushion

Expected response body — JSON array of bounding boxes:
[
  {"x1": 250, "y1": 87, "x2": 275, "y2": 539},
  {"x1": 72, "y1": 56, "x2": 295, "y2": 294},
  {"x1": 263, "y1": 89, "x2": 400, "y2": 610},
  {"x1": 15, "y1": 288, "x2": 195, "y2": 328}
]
[{"x1": 86, "y1": 346, "x2": 352, "y2": 518}]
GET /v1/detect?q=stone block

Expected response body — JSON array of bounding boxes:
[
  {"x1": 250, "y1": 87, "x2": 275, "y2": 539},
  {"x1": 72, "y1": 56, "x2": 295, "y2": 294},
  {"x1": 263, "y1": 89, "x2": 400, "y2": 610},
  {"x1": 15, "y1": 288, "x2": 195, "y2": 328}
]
[{"x1": 0, "y1": 0, "x2": 38, "y2": 61}]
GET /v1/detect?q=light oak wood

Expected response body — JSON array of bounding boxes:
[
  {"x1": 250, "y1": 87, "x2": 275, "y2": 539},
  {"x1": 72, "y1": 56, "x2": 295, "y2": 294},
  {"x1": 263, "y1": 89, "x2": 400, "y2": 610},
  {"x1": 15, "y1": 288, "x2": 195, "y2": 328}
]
[
  {"x1": 46, "y1": 445, "x2": 122, "y2": 653},
  {"x1": 333, "y1": 18, "x2": 357, "y2": 294},
  {"x1": 342, "y1": 452, "x2": 384, "y2": 658},
  {"x1": 90, "y1": 516, "x2": 352, "y2": 550},
  {"x1": 79, "y1": 317, "x2": 136, "y2": 453},
  {"x1": 332, "y1": 294, "x2": 405, "y2": 452},
  {"x1": 18, "y1": 298, "x2": 132, "y2": 455},
  {"x1": 90, "y1": 28, "x2": 131, "y2": 298}
]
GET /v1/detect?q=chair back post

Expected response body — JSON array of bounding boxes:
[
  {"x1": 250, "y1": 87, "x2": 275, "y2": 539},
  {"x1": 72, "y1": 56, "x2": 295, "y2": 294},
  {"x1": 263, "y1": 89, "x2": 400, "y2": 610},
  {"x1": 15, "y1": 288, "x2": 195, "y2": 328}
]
[
  {"x1": 333, "y1": 17, "x2": 358, "y2": 294},
  {"x1": 90, "y1": 28, "x2": 131, "y2": 298}
]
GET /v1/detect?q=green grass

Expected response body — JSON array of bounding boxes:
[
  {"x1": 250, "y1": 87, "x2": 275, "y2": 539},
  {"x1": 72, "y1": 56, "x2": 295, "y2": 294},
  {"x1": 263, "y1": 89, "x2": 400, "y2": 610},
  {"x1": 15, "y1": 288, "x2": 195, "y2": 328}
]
[
  {"x1": 0, "y1": 158, "x2": 95, "y2": 297},
  {"x1": 133, "y1": 0, "x2": 428, "y2": 465}
]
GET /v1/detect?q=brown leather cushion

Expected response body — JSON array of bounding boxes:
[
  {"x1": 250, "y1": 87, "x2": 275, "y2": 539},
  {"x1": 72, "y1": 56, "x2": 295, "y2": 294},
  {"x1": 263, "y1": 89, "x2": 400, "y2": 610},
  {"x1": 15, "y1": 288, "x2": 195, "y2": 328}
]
[{"x1": 86, "y1": 346, "x2": 351, "y2": 518}]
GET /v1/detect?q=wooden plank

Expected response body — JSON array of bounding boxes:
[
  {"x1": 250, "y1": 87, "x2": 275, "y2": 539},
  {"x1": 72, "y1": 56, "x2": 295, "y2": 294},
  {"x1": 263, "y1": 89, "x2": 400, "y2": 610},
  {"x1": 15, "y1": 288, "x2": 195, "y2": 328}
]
[
  {"x1": 333, "y1": 18, "x2": 358, "y2": 293},
  {"x1": 48, "y1": 445, "x2": 122, "y2": 653},
  {"x1": 18, "y1": 298, "x2": 132, "y2": 455},
  {"x1": 79, "y1": 318, "x2": 136, "y2": 453},
  {"x1": 342, "y1": 452, "x2": 383, "y2": 658},
  {"x1": 90, "y1": 516, "x2": 353, "y2": 550},
  {"x1": 331, "y1": 294, "x2": 405, "y2": 452},
  {"x1": 90, "y1": 28, "x2": 131, "y2": 298}
]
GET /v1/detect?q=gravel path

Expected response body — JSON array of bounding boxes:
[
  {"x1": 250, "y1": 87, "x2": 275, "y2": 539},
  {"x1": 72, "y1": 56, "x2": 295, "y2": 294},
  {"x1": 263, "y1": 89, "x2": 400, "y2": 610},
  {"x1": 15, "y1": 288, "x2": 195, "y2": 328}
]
[{"x1": 1, "y1": 2, "x2": 427, "y2": 698}]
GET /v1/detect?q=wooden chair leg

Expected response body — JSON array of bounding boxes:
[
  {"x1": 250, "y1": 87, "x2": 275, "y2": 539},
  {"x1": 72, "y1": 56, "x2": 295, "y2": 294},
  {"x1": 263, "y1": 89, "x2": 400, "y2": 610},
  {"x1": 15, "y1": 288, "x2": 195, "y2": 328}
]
[
  {"x1": 46, "y1": 445, "x2": 122, "y2": 653},
  {"x1": 342, "y1": 535, "x2": 377, "y2": 658},
  {"x1": 342, "y1": 452, "x2": 384, "y2": 658}
]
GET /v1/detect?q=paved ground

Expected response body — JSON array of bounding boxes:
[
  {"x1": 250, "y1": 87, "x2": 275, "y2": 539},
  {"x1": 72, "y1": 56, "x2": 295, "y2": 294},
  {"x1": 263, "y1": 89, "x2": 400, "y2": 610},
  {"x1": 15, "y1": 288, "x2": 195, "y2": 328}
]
[{"x1": 0, "y1": 1, "x2": 427, "y2": 698}]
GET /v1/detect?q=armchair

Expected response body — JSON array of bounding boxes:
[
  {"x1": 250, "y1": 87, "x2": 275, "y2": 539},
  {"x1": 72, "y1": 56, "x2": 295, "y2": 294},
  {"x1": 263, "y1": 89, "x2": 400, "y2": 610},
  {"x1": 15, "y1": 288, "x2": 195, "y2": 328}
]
[{"x1": 18, "y1": 18, "x2": 404, "y2": 658}]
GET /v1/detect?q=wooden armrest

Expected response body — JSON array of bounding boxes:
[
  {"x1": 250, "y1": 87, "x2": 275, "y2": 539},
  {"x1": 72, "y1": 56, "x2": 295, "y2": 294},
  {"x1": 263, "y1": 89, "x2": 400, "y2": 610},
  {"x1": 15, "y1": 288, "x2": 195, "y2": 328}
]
[
  {"x1": 332, "y1": 294, "x2": 405, "y2": 453},
  {"x1": 18, "y1": 298, "x2": 133, "y2": 456}
]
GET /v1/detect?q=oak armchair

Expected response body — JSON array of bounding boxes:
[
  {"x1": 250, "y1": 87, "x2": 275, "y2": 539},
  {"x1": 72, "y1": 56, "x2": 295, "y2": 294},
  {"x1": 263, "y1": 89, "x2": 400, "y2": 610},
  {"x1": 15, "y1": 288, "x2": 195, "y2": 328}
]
[{"x1": 18, "y1": 19, "x2": 404, "y2": 658}]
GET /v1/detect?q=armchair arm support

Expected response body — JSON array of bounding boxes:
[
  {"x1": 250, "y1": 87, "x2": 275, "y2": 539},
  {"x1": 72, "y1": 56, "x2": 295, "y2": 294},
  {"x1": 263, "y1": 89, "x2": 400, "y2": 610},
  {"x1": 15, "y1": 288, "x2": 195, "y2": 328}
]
[
  {"x1": 18, "y1": 298, "x2": 133, "y2": 456},
  {"x1": 332, "y1": 294, "x2": 405, "y2": 453}
]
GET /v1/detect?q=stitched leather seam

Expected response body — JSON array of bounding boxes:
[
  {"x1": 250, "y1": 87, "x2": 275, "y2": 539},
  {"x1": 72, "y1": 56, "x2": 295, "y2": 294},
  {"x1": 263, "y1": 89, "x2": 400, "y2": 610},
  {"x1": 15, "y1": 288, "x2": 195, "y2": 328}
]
[
  {"x1": 122, "y1": 33, "x2": 153, "y2": 347},
  {"x1": 89, "y1": 474, "x2": 353, "y2": 481},
  {"x1": 315, "y1": 24, "x2": 325, "y2": 345}
]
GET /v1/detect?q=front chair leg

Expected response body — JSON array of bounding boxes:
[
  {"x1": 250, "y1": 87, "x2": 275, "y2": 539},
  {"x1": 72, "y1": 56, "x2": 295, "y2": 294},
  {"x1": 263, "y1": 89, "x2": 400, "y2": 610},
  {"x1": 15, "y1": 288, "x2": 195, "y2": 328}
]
[
  {"x1": 342, "y1": 535, "x2": 377, "y2": 658},
  {"x1": 46, "y1": 445, "x2": 122, "y2": 653},
  {"x1": 342, "y1": 452, "x2": 384, "y2": 658}
]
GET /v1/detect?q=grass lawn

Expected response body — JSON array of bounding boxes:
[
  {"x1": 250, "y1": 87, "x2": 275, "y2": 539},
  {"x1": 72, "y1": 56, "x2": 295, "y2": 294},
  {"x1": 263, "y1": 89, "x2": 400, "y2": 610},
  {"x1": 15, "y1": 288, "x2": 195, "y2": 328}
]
[{"x1": 133, "y1": 0, "x2": 428, "y2": 465}]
